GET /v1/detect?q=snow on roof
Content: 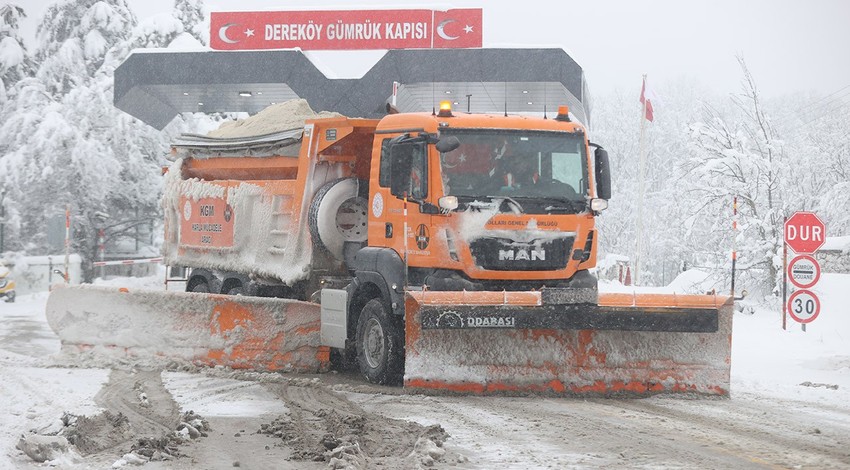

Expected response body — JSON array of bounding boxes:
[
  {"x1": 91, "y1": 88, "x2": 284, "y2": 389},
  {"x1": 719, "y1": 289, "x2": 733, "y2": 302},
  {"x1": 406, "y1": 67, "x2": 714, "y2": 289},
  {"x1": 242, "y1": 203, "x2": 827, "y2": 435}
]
[
  {"x1": 167, "y1": 32, "x2": 206, "y2": 51},
  {"x1": 822, "y1": 236, "x2": 850, "y2": 253}
]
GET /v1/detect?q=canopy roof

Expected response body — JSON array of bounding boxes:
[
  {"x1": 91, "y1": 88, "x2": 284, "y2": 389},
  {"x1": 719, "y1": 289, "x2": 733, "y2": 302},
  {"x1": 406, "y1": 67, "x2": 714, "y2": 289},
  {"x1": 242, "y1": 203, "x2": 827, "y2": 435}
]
[{"x1": 114, "y1": 48, "x2": 591, "y2": 130}]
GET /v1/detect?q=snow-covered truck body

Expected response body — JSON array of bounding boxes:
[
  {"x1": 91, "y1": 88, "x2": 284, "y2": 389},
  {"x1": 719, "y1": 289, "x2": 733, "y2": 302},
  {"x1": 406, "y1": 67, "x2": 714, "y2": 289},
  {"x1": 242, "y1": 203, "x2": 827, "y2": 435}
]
[
  {"x1": 163, "y1": 118, "x2": 376, "y2": 298},
  {"x1": 48, "y1": 103, "x2": 733, "y2": 396}
]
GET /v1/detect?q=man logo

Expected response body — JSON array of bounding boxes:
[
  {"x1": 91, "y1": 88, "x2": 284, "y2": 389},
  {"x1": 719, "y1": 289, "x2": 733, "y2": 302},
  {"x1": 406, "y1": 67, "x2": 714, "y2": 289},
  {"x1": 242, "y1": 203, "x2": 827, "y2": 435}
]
[
  {"x1": 416, "y1": 224, "x2": 430, "y2": 250},
  {"x1": 498, "y1": 249, "x2": 546, "y2": 261}
]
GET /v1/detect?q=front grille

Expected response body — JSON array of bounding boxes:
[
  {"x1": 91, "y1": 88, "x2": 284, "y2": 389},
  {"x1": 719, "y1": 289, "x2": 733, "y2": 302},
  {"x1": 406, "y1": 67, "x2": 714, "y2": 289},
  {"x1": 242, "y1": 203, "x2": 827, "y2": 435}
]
[{"x1": 469, "y1": 237, "x2": 573, "y2": 271}]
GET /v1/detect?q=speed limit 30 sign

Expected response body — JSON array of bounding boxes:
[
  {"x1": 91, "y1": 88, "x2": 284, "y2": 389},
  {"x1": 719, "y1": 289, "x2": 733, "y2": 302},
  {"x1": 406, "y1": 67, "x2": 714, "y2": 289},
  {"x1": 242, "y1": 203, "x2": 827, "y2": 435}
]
[{"x1": 787, "y1": 289, "x2": 820, "y2": 324}]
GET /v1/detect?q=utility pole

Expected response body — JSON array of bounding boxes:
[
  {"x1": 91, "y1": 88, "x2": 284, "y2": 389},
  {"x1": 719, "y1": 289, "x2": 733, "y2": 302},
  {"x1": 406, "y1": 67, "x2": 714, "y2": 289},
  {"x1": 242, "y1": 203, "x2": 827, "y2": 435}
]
[{"x1": 635, "y1": 75, "x2": 649, "y2": 285}]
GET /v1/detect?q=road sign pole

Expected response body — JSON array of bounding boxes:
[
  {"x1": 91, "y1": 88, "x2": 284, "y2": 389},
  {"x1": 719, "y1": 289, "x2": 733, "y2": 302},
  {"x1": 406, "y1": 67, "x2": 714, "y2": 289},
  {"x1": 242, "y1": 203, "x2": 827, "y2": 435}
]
[
  {"x1": 782, "y1": 215, "x2": 787, "y2": 331},
  {"x1": 731, "y1": 196, "x2": 737, "y2": 296}
]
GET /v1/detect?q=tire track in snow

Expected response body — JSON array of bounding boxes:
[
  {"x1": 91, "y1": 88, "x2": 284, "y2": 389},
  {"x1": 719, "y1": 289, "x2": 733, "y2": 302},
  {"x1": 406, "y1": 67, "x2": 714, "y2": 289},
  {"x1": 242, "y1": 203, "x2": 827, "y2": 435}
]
[
  {"x1": 83, "y1": 369, "x2": 182, "y2": 455},
  {"x1": 609, "y1": 395, "x2": 850, "y2": 469},
  {"x1": 347, "y1": 392, "x2": 774, "y2": 469}
]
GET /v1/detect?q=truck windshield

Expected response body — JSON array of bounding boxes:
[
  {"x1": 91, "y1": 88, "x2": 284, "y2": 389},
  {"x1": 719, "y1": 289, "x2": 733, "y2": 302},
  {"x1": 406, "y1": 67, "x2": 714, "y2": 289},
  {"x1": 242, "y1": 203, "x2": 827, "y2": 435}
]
[{"x1": 438, "y1": 129, "x2": 587, "y2": 206}]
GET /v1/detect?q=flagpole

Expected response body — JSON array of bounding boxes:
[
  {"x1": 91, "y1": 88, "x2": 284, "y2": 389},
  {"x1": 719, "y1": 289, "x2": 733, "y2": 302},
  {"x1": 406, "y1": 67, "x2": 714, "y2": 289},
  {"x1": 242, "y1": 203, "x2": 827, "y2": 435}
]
[{"x1": 635, "y1": 74, "x2": 648, "y2": 286}]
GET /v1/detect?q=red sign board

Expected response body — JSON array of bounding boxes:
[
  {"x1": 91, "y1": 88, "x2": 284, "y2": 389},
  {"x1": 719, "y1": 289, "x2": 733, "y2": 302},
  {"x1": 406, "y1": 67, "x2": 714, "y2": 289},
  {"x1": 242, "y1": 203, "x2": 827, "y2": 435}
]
[
  {"x1": 787, "y1": 289, "x2": 820, "y2": 324},
  {"x1": 788, "y1": 255, "x2": 821, "y2": 289},
  {"x1": 784, "y1": 211, "x2": 825, "y2": 254},
  {"x1": 180, "y1": 197, "x2": 235, "y2": 248},
  {"x1": 210, "y1": 9, "x2": 483, "y2": 51}
]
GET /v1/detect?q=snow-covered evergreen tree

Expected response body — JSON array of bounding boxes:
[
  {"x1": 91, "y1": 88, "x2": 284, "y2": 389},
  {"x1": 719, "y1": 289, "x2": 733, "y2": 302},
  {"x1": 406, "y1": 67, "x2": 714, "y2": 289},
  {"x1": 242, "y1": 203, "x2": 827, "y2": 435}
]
[
  {"x1": 173, "y1": 0, "x2": 207, "y2": 45},
  {"x1": 0, "y1": 4, "x2": 32, "y2": 100},
  {"x1": 0, "y1": 0, "x2": 212, "y2": 280}
]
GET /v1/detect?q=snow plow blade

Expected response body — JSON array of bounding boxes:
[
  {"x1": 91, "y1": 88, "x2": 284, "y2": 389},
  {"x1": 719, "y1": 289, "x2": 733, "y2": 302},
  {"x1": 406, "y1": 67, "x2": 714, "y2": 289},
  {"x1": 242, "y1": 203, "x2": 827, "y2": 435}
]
[
  {"x1": 404, "y1": 291, "x2": 733, "y2": 396},
  {"x1": 46, "y1": 285, "x2": 329, "y2": 372}
]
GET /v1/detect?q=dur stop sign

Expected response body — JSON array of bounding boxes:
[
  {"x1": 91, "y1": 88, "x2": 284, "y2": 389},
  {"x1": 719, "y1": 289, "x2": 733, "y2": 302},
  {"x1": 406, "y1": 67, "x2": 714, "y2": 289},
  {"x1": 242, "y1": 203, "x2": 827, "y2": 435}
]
[{"x1": 784, "y1": 212, "x2": 825, "y2": 254}]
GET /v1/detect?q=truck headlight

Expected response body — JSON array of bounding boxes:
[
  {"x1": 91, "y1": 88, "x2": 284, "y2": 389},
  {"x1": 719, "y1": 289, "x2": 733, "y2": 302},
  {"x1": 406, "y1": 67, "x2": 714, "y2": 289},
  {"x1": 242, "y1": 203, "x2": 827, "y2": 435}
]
[{"x1": 0, "y1": 280, "x2": 7, "y2": 288}]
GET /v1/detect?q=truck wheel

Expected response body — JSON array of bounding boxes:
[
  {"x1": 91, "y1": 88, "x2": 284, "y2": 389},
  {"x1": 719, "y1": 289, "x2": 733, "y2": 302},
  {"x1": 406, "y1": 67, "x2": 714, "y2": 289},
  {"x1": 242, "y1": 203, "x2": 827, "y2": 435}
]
[
  {"x1": 308, "y1": 178, "x2": 368, "y2": 261},
  {"x1": 188, "y1": 280, "x2": 210, "y2": 293},
  {"x1": 355, "y1": 299, "x2": 404, "y2": 385},
  {"x1": 330, "y1": 347, "x2": 357, "y2": 372},
  {"x1": 4, "y1": 291, "x2": 14, "y2": 303}
]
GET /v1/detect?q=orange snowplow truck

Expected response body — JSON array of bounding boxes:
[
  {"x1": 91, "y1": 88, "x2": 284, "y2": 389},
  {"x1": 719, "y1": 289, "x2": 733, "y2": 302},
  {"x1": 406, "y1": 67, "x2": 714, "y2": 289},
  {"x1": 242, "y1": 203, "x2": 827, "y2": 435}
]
[{"x1": 47, "y1": 103, "x2": 732, "y2": 396}]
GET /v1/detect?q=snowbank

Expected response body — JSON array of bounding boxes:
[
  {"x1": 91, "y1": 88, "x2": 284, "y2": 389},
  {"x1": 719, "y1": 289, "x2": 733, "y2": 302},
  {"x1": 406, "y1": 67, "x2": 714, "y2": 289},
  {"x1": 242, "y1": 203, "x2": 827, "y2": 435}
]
[
  {"x1": 732, "y1": 273, "x2": 850, "y2": 404},
  {"x1": 599, "y1": 268, "x2": 721, "y2": 295}
]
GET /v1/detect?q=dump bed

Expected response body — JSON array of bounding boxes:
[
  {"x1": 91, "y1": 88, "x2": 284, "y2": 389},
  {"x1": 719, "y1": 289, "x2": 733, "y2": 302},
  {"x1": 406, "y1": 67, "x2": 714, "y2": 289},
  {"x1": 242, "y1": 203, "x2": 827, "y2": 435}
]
[
  {"x1": 170, "y1": 128, "x2": 304, "y2": 160},
  {"x1": 162, "y1": 118, "x2": 378, "y2": 286}
]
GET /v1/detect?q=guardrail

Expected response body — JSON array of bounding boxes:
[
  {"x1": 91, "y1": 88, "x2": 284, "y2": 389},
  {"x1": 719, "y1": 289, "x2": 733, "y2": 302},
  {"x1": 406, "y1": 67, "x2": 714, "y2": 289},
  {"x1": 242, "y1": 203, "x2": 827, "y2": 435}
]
[{"x1": 92, "y1": 257, "x2": 163, "y2": 267}]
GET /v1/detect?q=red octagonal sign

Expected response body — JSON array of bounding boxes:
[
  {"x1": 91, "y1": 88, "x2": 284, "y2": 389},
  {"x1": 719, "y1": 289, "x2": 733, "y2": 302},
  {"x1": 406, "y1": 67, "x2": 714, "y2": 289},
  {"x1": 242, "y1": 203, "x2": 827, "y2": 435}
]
[{"x1": 784, "y1": 211, "x2": 826, "y2": 254}]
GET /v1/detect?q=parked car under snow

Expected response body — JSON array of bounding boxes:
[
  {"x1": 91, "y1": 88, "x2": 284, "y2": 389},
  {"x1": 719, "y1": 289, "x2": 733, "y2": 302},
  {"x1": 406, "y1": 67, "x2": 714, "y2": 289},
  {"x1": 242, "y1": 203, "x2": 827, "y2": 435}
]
[{"x1": 0, "y1": 265, "x2": 15, "y2": 303}]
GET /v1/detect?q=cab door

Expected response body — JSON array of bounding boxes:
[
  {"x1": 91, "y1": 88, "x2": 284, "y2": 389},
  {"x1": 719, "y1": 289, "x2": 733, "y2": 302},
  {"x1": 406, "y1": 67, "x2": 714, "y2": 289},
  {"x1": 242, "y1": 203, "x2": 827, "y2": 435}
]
[{"x1": 369, "y1": 134, "x2": 433, "y2": 274}]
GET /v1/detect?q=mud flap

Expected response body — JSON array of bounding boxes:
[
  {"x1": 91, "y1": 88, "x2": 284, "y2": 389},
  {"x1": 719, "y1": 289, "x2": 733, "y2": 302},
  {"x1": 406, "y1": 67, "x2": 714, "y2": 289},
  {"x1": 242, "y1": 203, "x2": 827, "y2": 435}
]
[
  {"x1": 46, "y1": 285, "x2": 329, "y2": 372},
  {"x1": 404, "y1": 291, "x2": 733, "y2": 396}
]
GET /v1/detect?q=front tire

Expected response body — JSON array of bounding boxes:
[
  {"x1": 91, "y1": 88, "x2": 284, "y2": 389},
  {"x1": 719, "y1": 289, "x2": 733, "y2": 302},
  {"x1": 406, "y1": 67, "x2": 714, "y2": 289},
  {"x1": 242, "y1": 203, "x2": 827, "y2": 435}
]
[{"x1": 355, "y1": 299, "x2": 404, "y2": 385}]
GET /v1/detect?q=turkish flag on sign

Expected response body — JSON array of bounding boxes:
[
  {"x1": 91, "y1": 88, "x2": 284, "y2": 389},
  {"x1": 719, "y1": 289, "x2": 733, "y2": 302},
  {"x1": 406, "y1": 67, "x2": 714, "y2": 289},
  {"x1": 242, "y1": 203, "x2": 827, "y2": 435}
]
[{"x1": 432, "y1": 9, "x2": 483, "y2": 48}]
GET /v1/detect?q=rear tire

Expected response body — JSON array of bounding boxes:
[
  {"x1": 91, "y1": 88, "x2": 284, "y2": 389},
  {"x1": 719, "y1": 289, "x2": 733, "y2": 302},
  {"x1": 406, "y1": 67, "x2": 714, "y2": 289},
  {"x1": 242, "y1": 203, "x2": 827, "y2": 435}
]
[
  {"x1": 355, "y1": 299, "x2": 404, "y2": 385},
  {"x1": 189, "y1": 281, "x2": 209, "y2": 293}
]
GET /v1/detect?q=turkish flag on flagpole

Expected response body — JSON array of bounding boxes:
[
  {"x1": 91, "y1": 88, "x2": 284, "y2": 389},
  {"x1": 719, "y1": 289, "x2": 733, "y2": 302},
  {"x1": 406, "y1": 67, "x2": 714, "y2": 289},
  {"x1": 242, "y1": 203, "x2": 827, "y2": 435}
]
[{"x1": 640, "y1": 77, "x2": 655, "y2": 122}]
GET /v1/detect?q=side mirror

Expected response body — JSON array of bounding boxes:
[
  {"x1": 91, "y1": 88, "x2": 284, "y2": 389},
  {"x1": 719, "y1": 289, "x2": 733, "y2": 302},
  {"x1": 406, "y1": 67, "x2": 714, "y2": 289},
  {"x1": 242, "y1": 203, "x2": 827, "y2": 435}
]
[
  {"x1": 436, "y1": 136, "x2": 460, "y2": 153},
  {"x1": 594, "y1": 147, "x2": 611, "y2": 200}
]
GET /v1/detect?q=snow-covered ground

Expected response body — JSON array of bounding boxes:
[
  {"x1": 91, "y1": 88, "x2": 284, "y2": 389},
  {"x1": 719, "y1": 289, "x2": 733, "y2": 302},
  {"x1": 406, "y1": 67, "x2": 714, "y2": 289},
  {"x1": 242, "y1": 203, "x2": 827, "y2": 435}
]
[{"x1": 1, "y1": 271, "x2": 849, "y2": 468}]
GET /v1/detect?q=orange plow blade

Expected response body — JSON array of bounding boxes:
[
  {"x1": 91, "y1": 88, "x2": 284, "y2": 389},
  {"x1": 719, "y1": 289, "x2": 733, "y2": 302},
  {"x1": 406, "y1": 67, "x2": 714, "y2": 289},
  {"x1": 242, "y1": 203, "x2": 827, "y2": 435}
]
[
  {"x1": 404, "y1": 291, "x2": 733, "y2": 396},
  {"x1": 46, "y1": 285, "x2": 329, "y2": 372}
]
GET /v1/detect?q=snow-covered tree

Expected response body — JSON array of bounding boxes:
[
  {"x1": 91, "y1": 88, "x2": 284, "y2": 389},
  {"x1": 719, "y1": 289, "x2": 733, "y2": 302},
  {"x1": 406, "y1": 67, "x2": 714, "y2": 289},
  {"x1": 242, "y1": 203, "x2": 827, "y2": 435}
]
[
  {"x1": 35, "y1": 0, "x2": 135, "y2": 94},
  {"x1": 685, "y1": 58, "x2": 787, "y2": 295},
  {"x1": 173, "y1": 0, "x2": 207, "y2": 45},
  {"x1": 0, "y1": 0, "x2": 210, "y2": 280},
  {"x1": 0, "y1": 4, "x2": 32, "y2": 100},
  {"x1": 594, "y1": 78, "x2": 717, "y2": 287}
]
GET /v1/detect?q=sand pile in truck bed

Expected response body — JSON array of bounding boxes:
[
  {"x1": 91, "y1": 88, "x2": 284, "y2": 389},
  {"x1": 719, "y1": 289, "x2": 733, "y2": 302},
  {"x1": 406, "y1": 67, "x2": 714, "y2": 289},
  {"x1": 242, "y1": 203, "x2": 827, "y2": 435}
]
[{"x1": 207, "y1": 99, "x2": 342, "y2": 139}]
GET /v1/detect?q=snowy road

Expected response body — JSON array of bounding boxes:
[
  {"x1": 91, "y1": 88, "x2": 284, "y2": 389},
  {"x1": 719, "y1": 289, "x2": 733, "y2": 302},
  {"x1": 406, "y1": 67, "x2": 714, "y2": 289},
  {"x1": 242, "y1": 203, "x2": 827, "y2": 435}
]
[
  {"x1": 2, "y1": 278, "x2": 850, "y2": 469},
  {"x1": 346, "y1": 387, "x2": 850, "y2": 469}
]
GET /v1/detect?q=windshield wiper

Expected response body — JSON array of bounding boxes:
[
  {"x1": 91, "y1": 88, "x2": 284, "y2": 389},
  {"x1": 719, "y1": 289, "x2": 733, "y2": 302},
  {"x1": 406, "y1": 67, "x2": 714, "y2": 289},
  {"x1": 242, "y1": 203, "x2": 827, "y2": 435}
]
[
  {"x1": 543, "y1": 205, "x2": 585, "y2": 213},
  {"x1": 544, "y1": 202, "x2": 586, "y2": 213},
  {"x1": 496, "y1": 196, "x2": 524, "y2": 214},
  {"x1": 527, "y1": 197, "x2": 587, "y2": 212}
]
